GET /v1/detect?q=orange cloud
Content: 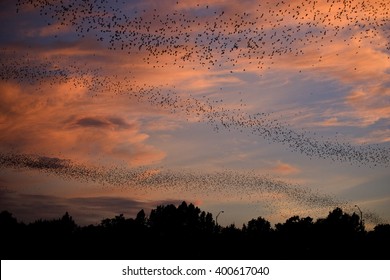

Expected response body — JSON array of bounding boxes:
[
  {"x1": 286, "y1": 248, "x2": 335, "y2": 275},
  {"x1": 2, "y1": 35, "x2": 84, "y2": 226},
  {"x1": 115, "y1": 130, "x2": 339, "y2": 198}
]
[
  {"x1": 0, "y1": 80, "x2": 166, "y2": 166},
  {"x1": 270, "y1": 161, "x2": 301, "y2": 176},
  {"x1": 320, "y1": 117, "x2": 341, "y2": 127}
]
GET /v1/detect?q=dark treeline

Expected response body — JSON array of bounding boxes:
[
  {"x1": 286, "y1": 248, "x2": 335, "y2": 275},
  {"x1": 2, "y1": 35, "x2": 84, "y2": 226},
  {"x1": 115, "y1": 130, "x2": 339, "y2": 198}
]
[{"x1": 1, "y1": 201, "x2": 389, "y2": 260}]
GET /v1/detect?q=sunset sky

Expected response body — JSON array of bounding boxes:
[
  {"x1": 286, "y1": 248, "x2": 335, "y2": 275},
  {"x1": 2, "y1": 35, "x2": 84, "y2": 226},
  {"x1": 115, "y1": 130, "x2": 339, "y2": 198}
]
[{"x1": 1, "y1": 0, "x2": 390, "y2": 228}]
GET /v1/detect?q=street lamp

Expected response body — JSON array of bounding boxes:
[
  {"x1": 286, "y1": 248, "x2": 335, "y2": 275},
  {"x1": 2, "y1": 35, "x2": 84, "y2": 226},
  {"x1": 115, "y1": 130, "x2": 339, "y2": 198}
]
[
  {"x1": 355, "y1": 205, "x2": 363, "y2": 229},
  {"x1": 216, "y1": 210, "x2": 224, "y2": 226}
]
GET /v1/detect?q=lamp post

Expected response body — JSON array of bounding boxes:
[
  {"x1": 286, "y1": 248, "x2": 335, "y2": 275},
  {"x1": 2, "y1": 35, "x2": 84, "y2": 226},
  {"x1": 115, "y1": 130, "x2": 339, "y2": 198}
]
[
  {"x1": 355, "y1": 205, "x2": 363, "y2": 229},
  {"x1": 216, "y1": 210, "x2": 224, "y2": 227}
]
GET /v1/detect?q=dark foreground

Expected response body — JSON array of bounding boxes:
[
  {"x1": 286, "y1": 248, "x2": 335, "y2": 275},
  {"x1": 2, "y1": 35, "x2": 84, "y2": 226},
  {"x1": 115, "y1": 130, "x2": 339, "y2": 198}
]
[{"x1": 1, "y1": 202, "x2": 389, "y2": 260}]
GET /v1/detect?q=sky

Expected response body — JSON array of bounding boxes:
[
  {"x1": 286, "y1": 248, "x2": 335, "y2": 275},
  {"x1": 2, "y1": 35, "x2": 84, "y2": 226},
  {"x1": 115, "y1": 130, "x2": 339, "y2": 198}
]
[{"x1": 1, "y1": 0, "x2": 390, "y2": 229}]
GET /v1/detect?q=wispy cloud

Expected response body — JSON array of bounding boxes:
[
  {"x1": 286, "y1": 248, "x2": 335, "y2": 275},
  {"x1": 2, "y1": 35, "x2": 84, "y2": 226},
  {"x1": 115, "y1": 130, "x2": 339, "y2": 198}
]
[{"x1": 355, "y1": 129, "x2": 390, "y2": 144}]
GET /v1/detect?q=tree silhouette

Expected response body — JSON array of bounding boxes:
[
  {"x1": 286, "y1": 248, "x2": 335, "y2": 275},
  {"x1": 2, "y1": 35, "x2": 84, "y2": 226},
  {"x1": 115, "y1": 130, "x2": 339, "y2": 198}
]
[
  {"x1": 0, "y1": 211, "x2": 26, "y2": 259},
  {"x1": 146, "y1": 201, "x2": 216, "y2": 258},
  {"x1": 135, "y1": 209, "x2": 146, "y2": 225},
  {"x1": 241, "y1": 216, "x2": 273, "y2": 258},
  {"x1": 0, "y1": 210, "x2": 18, "y2": 228},
  {"x1": 365, "y1": 223, "x2": 390, "y2": 256},
  {"x1": 0, "y1": 204, "x2": 388, "y2": 260},
  {"x1": 274, "y1": 216, "x2": 314, "y2": 258},
  {"x1": 313, "y1": 208, "x2": 364, "y2": 259},
  {"x1": 244, "y1": 216, "x2": 272, "y2": 236}
]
